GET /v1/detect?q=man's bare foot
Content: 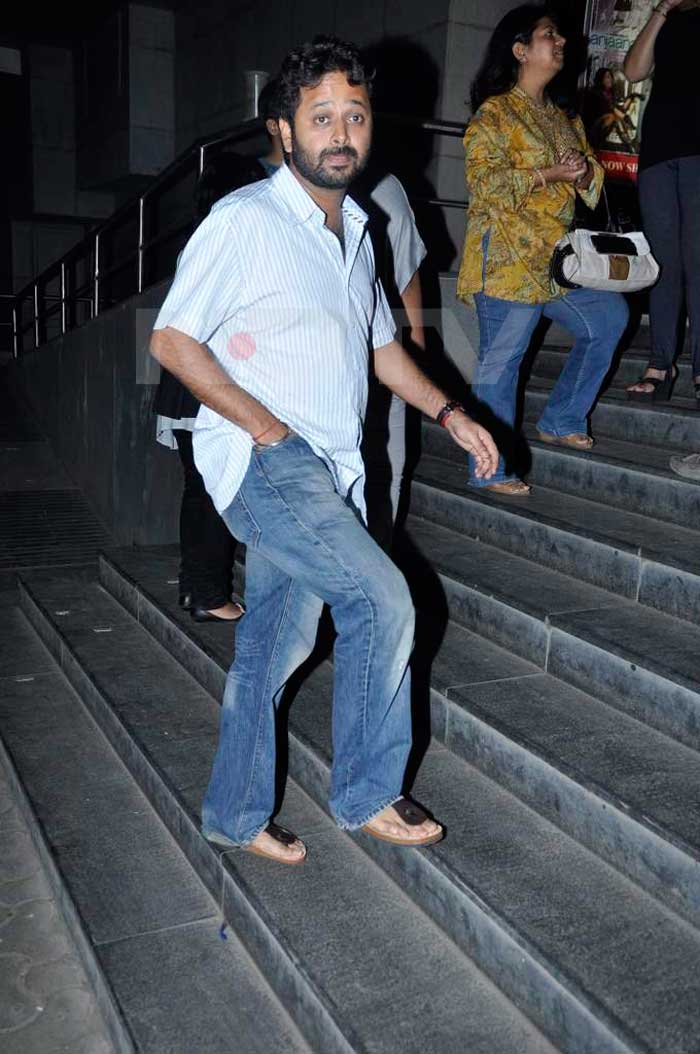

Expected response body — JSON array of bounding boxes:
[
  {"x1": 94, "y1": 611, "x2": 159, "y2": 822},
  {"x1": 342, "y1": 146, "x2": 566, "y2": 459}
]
[{"x1": 362, "y1": 800, "x2": 444, "y2": 846}]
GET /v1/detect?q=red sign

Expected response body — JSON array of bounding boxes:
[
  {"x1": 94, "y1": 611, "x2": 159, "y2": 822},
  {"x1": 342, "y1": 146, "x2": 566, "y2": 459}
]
[{"x1": 597, "y1": 149, "x2": 639, "y2": 183}]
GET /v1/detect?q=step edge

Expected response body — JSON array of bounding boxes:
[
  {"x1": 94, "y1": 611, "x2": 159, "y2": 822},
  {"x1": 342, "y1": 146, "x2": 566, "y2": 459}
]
[
  {"x1": 411, "y1": 474, "x2": 700, "y2": 623},
  {"x1": 430, "y1": 682, "x2": 700, "y2": 928},
  {"x1": 414, "y1": 464, "x2": 700, "y2": 565},
  {"x1": 407, "y1": 518, "x2": 700, "y2": 701},
  {"x1": 0, "y1": 729, "x2": 136, "y2": 1054}
]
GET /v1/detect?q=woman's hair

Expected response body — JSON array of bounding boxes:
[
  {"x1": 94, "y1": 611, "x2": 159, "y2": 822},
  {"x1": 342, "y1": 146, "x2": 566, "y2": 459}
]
[
  {"x1": 470, "y1": 4, "x2": 558, "y2": 112},
  {"x1": 278, "y1": 35, "x2": 374, "y2": 124},
  {"x1": 593, "y1": 67, "x2": 613, "y2": 90}
]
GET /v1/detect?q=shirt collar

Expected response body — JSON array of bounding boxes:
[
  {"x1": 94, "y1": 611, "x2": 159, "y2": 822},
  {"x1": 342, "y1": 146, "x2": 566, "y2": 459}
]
[{"x1": 270, "y1": 162, "x2": 368, "y2": 229}]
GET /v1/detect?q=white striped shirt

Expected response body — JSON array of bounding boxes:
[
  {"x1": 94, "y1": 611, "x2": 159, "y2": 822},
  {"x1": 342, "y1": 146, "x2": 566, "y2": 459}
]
[{"x1": 153, "y1": 162, "x2": 395, "y2": 515}]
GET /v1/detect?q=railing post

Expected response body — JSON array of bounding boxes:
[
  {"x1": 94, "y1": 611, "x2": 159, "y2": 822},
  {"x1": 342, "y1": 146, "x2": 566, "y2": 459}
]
[
  {"x1": 137, "y1": 196, "x2": 145, "y2": 293},
  {"x1": 33, "y1": 283, "x2": 40, "y2": 349},
  {"x1": 60, "y1": 261, "x2": 67, "y2": 334},
  {"x1": 93, "y1": 232, "x2": 100, "y2": 318}
]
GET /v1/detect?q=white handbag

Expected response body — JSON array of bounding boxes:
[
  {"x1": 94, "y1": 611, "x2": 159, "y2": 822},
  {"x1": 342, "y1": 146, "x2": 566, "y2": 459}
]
[{"x1": 551, "y1": 227, "x2": 659, "y2": 293}]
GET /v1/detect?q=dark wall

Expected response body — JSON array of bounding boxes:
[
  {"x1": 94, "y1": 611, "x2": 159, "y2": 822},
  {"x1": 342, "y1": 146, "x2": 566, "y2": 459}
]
[{"x1": 13, "y1": 279, "x2": 182, "y2": 546}]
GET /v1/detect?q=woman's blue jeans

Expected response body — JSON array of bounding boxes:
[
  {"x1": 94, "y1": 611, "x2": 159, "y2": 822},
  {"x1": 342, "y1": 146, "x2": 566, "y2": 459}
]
[
  {"x1": 201, "y1": 433, "x2": 414, "y2": 845},
  {"x1": 469, "y1": 288, "x2": 628, "y2": 486}
]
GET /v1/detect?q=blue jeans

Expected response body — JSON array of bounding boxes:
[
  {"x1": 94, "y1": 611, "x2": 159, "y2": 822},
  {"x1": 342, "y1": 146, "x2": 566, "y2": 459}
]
[
  {"x1": 638, "y1": 156, "x2": 700, "y2": 378},
  {"x1": 469, "y1": 288, "x2": 628, "y2": 486},
  {"x1": 201, "y1": 433, "x2": 415, "y2": 845}
]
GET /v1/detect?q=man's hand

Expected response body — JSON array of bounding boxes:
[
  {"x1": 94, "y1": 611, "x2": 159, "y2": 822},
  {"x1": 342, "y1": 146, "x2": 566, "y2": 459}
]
[{"x1": 444, "y1": 411, "x2": 499, "y2": 479}]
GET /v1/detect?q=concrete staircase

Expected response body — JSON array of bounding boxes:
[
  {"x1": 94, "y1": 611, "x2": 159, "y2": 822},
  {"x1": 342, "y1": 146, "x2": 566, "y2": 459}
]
[{"x1": 2, "y1": 323, "x2": 700, "y2": 1052}]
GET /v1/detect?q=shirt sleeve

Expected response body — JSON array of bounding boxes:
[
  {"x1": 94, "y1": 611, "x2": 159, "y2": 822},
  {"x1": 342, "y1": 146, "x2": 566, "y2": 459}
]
[
  {"x1": 153, "y1": 204, "x2": 244, "y2": 344},
  {"x1": 370, "y1": 175, "x2": 427, "y2": 294},
  {"x1": 372, "y1": 278, "x2": 397, "y2": 349},
  {"x1": 571, "y1": 115, "x2": 604, "y2": 211},
  {"x1": 464, "y1": 102, "x2": 537, "y2": 213}
]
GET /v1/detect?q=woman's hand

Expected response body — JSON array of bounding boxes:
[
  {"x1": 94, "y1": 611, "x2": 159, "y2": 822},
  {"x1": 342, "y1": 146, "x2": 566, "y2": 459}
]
[{"x1": 541, "y1": 153, "x2": 589, "y2": 185}]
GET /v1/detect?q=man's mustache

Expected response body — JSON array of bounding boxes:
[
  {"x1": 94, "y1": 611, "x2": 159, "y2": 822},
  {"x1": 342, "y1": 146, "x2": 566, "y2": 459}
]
[{"x1": 318, "y1": 145, "x2": 359, "y2": 161}]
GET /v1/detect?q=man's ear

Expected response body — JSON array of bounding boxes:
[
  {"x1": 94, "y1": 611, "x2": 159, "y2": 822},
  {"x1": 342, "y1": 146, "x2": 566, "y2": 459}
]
[{"x1": 278, "y1": 117, "x2": 293, "y2": 154}]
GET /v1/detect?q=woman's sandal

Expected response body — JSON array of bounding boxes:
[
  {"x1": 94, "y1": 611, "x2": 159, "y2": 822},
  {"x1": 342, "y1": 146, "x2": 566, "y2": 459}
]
[
  {"x1": 537, "y1": 431, "x2": 594, "y2": 450},
  {"x1": 205, "y1": 821, "x2": 307, "y2": 864},
  {"x1": 362, "y1": 798, "x2": 444, "y2": 847},
  {"x1": 482, "y1": 479, "x2": 531, "y2": 496},
  {"x1": 626, "y1": 366, "x2": 678, "y2": 403}
]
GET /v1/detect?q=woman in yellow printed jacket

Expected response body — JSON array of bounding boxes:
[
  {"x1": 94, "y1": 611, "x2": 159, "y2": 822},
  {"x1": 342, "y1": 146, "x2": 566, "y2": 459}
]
[{"x1": 459, "y1": 4, "x2": 628, "y2": 495}]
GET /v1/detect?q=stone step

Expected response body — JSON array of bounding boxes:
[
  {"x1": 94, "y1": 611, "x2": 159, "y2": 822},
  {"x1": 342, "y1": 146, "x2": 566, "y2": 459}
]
[
  {"x1": 19, "y1": 571, "x2": 555, "y2": 1054},
  {"x1": 402, "y1": 514, "x2": 700, "y2": 755},
  {"x1": 525, "y1": 382, "x2": 700, "y2": 450},
  {"x1": 0, "y1": 606, "x2": 309, "y2": 1054},
  {"x1": 0, "y1": 731, "x2": 130, "y2": 1054},
  {"x1": 411, "y1": 455, "x2": 700, "y2": 625},
  {"x1": 426, "y1": 618, "x2": 700, "y2": 928},
  {"x1": 94, "y1": 548, "x2": 700, "y2": 1054},
  {"x1": 533, "y1": 346, "x2": 697, "y2": 401},
  {"x1": 422, "y1": 419, "x2": 700, "y2": 531}
]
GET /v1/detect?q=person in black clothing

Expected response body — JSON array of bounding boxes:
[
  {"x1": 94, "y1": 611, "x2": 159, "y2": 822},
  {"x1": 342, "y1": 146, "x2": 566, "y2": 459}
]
[
  {"x1": 624, "y1": 0, "x2": 700, "y2": 406},
  {"x1": 153, "y1": 78, "x2": 282, "y2": 622}
]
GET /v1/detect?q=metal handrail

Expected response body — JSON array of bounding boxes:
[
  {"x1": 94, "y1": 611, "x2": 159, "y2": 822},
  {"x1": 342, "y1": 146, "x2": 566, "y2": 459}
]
[{"x1": 11, "y1": 111, "x2": 468, "y2": 358}]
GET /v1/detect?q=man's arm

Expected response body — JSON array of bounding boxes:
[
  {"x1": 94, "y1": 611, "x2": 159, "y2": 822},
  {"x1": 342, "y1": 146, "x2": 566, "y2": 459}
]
[
  {"x1": 150, "y1": 327, "x2": 287, "y2": 444},
  {"x1": 373, "y1": 339, "x2": 499, "y2": 478},
  {"x1": 400, "y1": 271, "x2": 425, "y2": 351}
]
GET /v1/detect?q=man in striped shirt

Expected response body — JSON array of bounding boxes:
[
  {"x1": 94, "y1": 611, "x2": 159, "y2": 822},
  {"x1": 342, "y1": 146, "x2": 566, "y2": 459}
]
[{"x1": 151, "y1": 36, "x2": 497, "y2": 864}]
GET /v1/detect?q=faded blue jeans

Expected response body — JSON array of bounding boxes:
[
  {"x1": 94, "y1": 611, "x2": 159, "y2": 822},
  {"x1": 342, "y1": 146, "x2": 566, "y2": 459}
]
[
  {"x1": 469, "y1": 287, "x2": 628, "y2": 486},
  {"x1": 201, "y1": 433, "x2": 415, "y2": 845}
]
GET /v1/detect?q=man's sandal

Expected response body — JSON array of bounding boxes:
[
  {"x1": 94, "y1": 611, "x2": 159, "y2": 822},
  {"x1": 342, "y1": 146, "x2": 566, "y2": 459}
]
[
  {"x1": 362, "y1": 798, "x2": 444, "y2": 847},
  {"x1": 536, "y1": 431, "x2": 594, "y2": 451},
  {"x1": 205, "y1": 821, "x2": 307, "y2": 864}
]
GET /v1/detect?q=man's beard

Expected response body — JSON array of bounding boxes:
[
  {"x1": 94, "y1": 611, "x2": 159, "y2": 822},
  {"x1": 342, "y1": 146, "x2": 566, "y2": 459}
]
[{"x1": 290, "y1": 130, "x2": 369, "y2": 189}]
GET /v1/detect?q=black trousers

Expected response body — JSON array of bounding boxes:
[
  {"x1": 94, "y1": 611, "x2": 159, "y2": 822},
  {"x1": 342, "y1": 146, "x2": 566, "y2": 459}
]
[{"x1": 174, "y1": 429, "x2": 236, "y2": 610}]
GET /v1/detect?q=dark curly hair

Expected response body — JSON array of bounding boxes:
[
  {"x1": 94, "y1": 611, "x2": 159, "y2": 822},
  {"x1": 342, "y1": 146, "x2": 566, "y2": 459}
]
[
  {"x1": 470, "y1": 4, "x2": 559, "y2": 113},
  {"x1": 278, "y1": 35, "x2": 374, "y2": 123}
]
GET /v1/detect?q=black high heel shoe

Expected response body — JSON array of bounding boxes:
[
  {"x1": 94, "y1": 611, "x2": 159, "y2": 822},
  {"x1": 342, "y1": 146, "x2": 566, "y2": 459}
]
[{"x1": 627, "y1": 365, "x2": 678, "y2": 403}]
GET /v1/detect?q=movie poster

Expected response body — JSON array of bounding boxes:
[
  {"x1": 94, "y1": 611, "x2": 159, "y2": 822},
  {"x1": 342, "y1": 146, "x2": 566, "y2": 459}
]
[{"x1": 582, "y1": 0, "x2": 656, "y2": 181}]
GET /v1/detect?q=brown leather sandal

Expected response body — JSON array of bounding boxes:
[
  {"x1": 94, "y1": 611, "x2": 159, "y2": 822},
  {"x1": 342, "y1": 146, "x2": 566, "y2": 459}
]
[
  {"x1": 362, "y1": 798, "x2": 444, "y2": 847},
  {"x1": 536, "y1": 431, "x2": 594, "y2": 450},
  {"x1": 205, "y1": 821, "x2": 307, "y2": 864}
]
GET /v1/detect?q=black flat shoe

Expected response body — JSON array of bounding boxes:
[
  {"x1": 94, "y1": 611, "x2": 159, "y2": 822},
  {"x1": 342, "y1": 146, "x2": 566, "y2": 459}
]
[{"x1": 190, "y1": 602, "x2": 245, "y2": 623}]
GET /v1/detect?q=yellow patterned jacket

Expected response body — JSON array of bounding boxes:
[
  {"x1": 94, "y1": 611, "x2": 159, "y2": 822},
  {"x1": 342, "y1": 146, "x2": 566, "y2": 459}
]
[{"x1": 457, "y1": 87, "x2": 604, "y2": 304}]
